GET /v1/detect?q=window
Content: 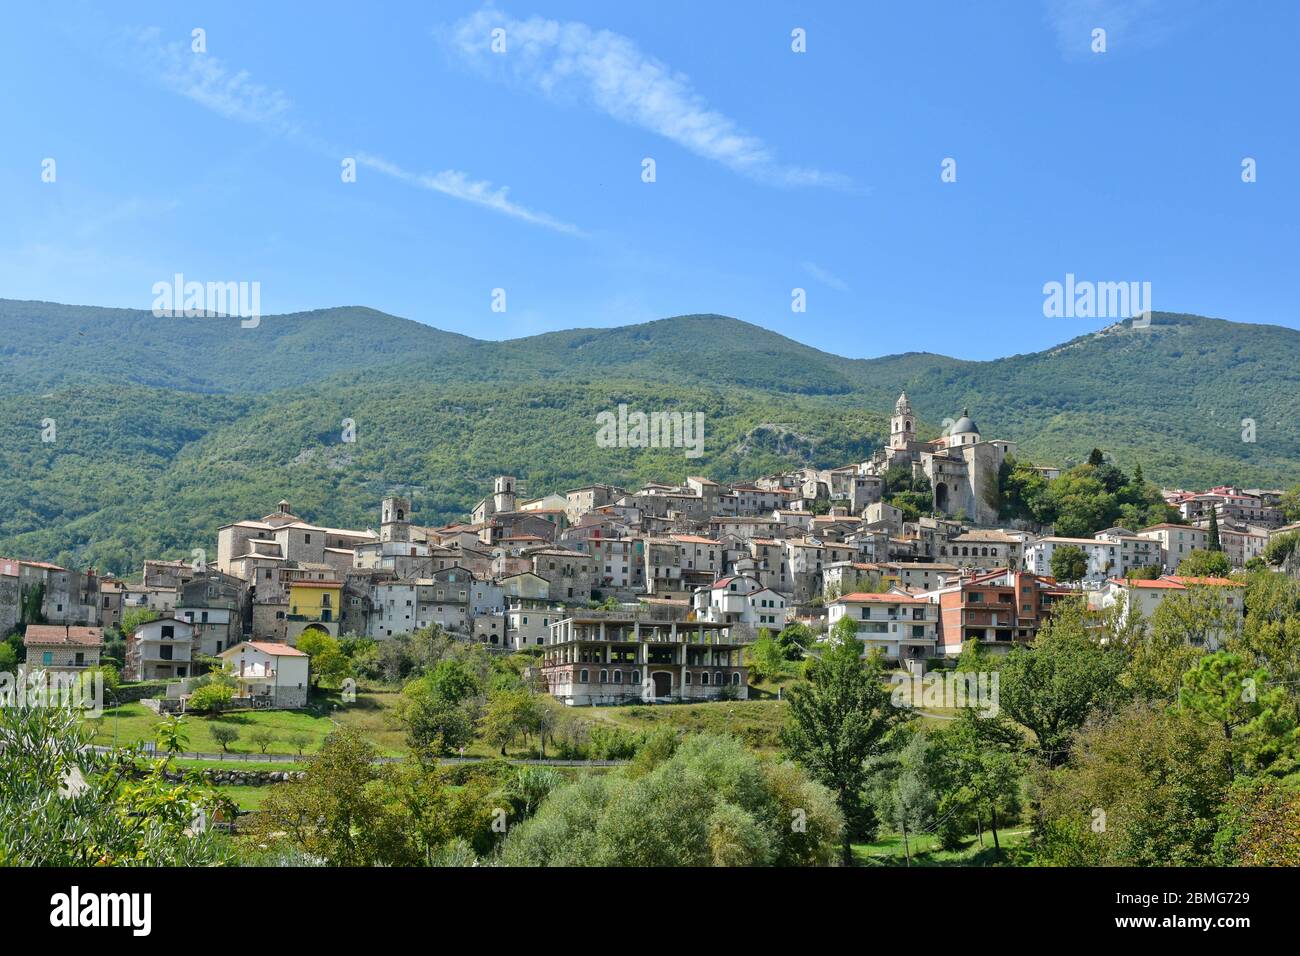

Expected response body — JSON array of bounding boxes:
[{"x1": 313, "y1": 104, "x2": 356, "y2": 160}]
[
  {"x1": 714, "y1": 671, "x2": 723, "y2": 686},
  {"x1": 732, "y1": 672, "x2": 740, "y2": 685},
  {"x1": 632, "y1": 671, "x2": 640, "y2": 683},
  {"x1": 685, "y1": 671, "x2": 692, "y2": 685},
  {"x1": 43, "y1": 651, "x2": 53, "y2": 665},
  {"x1": 580, "y1": 669, "x2": 589, "y2": 682},
  {"x1": 613, "y1": 670, "x2": 622, "y2": 684}
]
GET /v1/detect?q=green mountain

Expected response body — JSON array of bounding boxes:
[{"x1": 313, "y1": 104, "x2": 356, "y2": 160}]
[{"x1": 1, "y1": 298, "x2": 1297, "y2": 573}]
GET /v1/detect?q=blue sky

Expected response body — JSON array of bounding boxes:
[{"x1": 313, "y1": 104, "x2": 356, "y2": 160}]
[{"x1": 1, "y1": 0, "x2": 1295, "y2": 359}]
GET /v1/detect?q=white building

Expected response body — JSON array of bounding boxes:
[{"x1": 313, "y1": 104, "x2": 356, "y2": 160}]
[
  {"x1": 125, "y1": 617, "x2": 194, "y2": 681},
  {"x1": 1091, "y1": 575, "x2": 1244, "y2": 648},
  {"x1": 1022, "y1": 536, "x2": 1118, "y2": 582},
  {"x1": 1138, "y1": 523, "x2": 1210, "y2": 572},
  {"x1": 692, "y1": 574, "x2": 791, "y2": 632},
  {"x1": 826, "y1": 591, "x2": 938, "y2": 664},
  {"x1": 219, "y1": 641, "x2": 310, "y2": 709}
]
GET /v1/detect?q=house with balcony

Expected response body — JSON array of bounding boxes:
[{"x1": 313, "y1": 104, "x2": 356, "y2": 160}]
[
  {"x1": 218, "y1": 640, "x2": 310, "y2": 709},
  {"x1": 826, "y1": 592, "x2": 937, "y2": 665},
  {"x1": 22, "y1": 625, "x2": 103, "y2": 674},
  {"x1": 542, "y1": 611, "x2": 750, "y2": 705},
  {"x1": 125, "y1": 617, "x2": 194, "y2": 681},
  {"x1": 691, "y1": 573, "x2": 791, "y2": 635},
  {"x1": 285, "y1": 579, "x2": 341, "y2": 644},
  {"x1": 925, "y1": 569, "x2": 1067, "y2": 656}
]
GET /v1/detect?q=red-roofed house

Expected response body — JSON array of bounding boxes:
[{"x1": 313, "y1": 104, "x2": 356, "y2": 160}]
[
  {"x1": 1093, "y1": 575, "x2": 1244, "y2": 647},
  {"x1": 827, "y1": 591, "x2": 937, "y2": 664},
  {"x1": 692, "y1": 573, "x2": 791, "y2": 633},
  {"x1": 23, "y1": 625, "x2": 103, "y2": 673},
  {"x1": 219, "y1": 640, "x2": 310, "y2": 708}
]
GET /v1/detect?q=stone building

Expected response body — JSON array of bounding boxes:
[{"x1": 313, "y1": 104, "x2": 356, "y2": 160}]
[{"x1": 863, "y1": 393, "x2": 1015, "y2": 527}]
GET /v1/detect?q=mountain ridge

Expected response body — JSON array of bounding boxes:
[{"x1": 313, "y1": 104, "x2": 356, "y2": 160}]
[{"x1": 2, "y1": 299, "x2": 1298, "y2": 572}]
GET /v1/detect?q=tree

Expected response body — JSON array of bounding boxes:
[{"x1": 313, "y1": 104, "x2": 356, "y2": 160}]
[
  {"x1": 210, "y1": 724, "x2": 240, "y2": 753},
  {"x1": 1178, "y1": 651, "x2": 1296, "y2": 778},
  {"x1": 1214, "y1": 779, "x2": 1300, "y2": 866},
  {"x1": 1036, "y1": 703, "x2": 1232, "y2": 866},
  {"x1": 19, "y1": 583, "x2": 46, "y2": 626},
  {"x1": 245, "y1": 727, "x2": 387, "y2": 866},
  {"x1": 1278, "y1": 484, "x2": 1300, "y2": 524},
  {"x1": 500, "y1": 734, "x2": 841, "y2": 867},
  {"x1": 745, "y1": 631, "x2": 786, "y2": 682},
  {"x1": 403, "y1": 694, "x2": 474, "y2": 759},
  {"x1": 782, "y1": 640, "x2": 909, "y2": 864},
  {"x1": 288, "y1": 732, "x2": 312, "y2": 757},
  {"x1": 479, "y1": 687, "x2": 544, "y2": 757},
  {"x1": 1177, "y1": 549, "x2": 1232, "y2": 578},
  {"x1": 0, "y1": 703, "x2": 234, "y2": 866},
  {"x1": 775, "y1": 622, "x2": 813, "y2": 660},
  {"x1": 889, "y1": 733, "x2": 936, "y2": 865},
  {"x1": 120, "y1": 606, "x2": 159, "y2": 639},
  {"x1": 421, "y1": 657, "x2": 482, "y2": 706},
  {"x1": 155, "y1": 714, "x2": 189, "y2": 755},
  {"x1": 187, "y1": 682, "x2": 234, "y2": 715},
  {"x1": 1050, "y1": 545, "x2": 1089, "y2": 583},
  {"x1": 296, "y1": 631, "x2": 352, "y2": 688},
  {"x1": 998, "y1": 599, "x2": 1126, "y2": 766},
  {"x1": 1206, "y1": 507, "x2": 1222, "y2": 552},
  {"x1": 249, "y1": 728, "x2": 277, "y2": 755}
]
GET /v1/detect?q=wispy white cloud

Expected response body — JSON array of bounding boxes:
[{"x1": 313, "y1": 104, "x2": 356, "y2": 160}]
[
  {"x1": 355, "y1": 153, "x2": 584, "y2": 235},
  {"x1": 122, "y1": 27, "x2": 578, "y2": 233},
  {"x1": 447, "y1": 9, "x2": 851, "y2": 190},
  {"x1": 802, "y1": 262, "x2": 849, "y2": 292},
  {"x1": 1043, "y1": 0, "x2": 1175, "y2": 57},
  {"x1": 126, "y1": 27, "x2": 294, "y2": 128}
]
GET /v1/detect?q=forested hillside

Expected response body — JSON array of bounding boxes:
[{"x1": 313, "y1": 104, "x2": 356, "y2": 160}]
[{"x1": 2, "y1": 298, "x2": 1297, "y2": 573}]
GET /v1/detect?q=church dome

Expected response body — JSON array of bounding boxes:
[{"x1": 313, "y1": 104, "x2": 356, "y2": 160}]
[{"x1": 950, "y1": 408, "x2": 979, "y2": 435}]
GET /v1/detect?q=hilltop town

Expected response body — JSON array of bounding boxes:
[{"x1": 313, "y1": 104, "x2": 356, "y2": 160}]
[{"x1": 6, "y1": 391, "x2": 1297, "y2": 709}]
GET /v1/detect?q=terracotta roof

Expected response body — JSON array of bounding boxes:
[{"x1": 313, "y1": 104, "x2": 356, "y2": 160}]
[
  {"x1": 24, "y1": 625, "x2": 103, "y2": 647},
  {"x1": 288, "y1": 580, "x2": 342, "y2": 589},
  {"x1": 836, "y1": 592, "x2": 931, "y2": 604},
  {"x1": 1164, "y1": 575, "x2": 1239, "y2": 587},
  {"x1": 242, "y1": 641, "x2": 307, "y2": 657},
  {"x1": 1110, "y1": 577, "x2": 1186, "y2": 590}
]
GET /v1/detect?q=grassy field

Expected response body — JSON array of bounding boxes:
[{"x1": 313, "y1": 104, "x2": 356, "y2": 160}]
[
  {"x1": 85, "y1": 689, "x2": 409, "y2": 757},
  {"x1": 853, "y1": 827, "x2": 1031, "y2": 867},
  {"x1": 583, "y1": 698, "x2": 788, "y2": 753}
]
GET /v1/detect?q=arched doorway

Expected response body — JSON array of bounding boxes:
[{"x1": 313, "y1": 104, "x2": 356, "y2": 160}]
[
  {"x1": 934, "y1": 482, "x2": 949, "y2": 512},
  {"x1": 651, "y1": 672, "x2": 672, "y2": 698}
]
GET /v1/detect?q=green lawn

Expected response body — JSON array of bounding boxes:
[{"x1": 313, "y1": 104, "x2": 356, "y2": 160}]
[
  {"x1": 216, "y1": 785, "x2": 275, "y2": 811},
  {"x1": 853, "y1": 827, "x2": 1031, "y2": 867},
  {"x1": 584, "y1": 698, "x2": 788, "y2": 753},
  {"x1": 85, "y1": 689, "x2": 408, "y2": 757}
]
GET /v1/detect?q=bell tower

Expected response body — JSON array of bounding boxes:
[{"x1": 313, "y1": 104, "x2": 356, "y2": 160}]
[
  {"x1": 493, "y1": 476, "x2": 516, "y2": 514},
  {"x1": 380, "y1": 495, "x2": 411, "y2": 543},
  {"x1": 890, "y1": 392, "x2": 915, "y2": 451}
]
